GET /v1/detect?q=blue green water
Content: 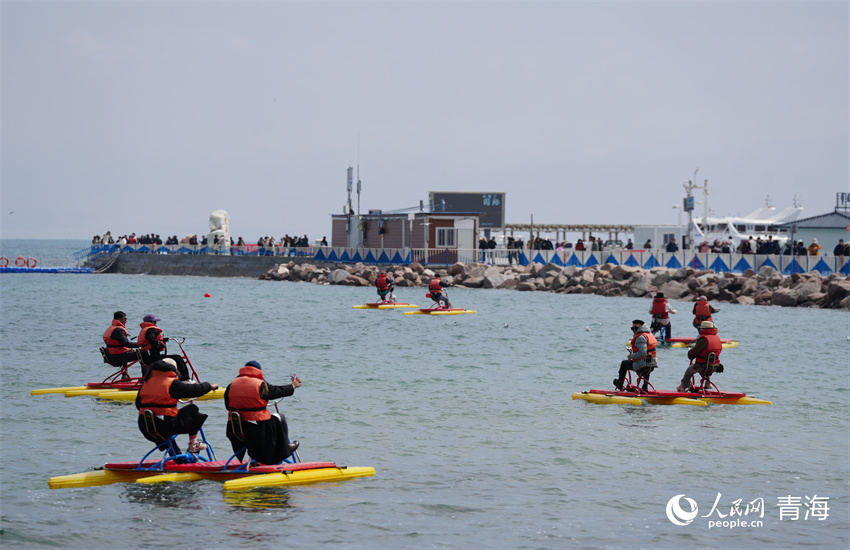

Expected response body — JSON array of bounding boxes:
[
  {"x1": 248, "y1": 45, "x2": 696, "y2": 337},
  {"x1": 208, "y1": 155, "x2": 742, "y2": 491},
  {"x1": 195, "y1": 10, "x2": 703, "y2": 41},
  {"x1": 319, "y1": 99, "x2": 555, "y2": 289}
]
[{"x1": 0, "y1": 241, "x2": 848, "y2": 548}]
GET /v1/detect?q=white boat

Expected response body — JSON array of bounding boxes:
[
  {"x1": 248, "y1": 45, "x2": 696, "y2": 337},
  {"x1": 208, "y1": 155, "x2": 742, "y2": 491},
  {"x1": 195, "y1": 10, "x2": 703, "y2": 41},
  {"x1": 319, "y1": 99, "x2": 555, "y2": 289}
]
[{"x1": 691, "y1": 200, "x2": 804, "y2": 249}]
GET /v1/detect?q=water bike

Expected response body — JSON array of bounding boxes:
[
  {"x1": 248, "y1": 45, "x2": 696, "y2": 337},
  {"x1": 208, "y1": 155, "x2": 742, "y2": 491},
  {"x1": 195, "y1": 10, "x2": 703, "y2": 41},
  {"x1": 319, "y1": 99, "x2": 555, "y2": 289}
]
[
  {"x1": 32, "y1": 338, "x2": 225, "y2": 401},
  {"x1": 571, "y1": 357, "x2": 771, "y2": 406},
  {"x1": 626, "y1": 336, "x2": 739, "y2": 349},
  {"x1": 352, "y1": 297, "x2": 419, "y2": 309},
  {"x1": 49, "y1": 398, "x2": 374, "y2": 491},
  {"x1": 403, "y1": 289, "x2": 476, "y2": 315}
]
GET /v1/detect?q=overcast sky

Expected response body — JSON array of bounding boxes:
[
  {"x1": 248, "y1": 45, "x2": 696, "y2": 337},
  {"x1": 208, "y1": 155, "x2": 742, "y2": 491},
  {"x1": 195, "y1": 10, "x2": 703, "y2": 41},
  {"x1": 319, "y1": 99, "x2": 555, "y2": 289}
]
[{"x1": 2, "y1": 1, "x2": 847, "y2": 242}]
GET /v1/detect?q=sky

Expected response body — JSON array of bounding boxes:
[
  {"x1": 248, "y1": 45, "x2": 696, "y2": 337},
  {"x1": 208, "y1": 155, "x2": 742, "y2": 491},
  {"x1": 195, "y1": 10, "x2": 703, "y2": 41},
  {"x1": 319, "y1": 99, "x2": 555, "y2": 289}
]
[{"x1": 2, "y1": 1, "x2": 847, "y2": 243}]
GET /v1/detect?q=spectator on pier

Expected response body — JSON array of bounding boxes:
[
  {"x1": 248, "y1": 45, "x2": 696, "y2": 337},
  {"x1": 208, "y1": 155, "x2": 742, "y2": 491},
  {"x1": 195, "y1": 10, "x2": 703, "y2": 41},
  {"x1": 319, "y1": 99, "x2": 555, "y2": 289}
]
[
  {"x1": 720, "y1": 240, "x2": 732, "y2": 253},
  {"x1": 575, "y1": 239, "x2": 585, "y2": 251},
  {"x1": 665, "y1": 237, "x2": 679, "y2": 253},
  {"x1": 834, "y1": 239, "x2": 846, "y2": 256},
  {"x1": 321, "y1": 236, "x2": 328, "y2": 246},
  {"x1": 795, "y1": 241, "x2": 807, "y2": 256},
  {"x1": 643, "y1": 239, "x2": 652, "y2": 249},
  {"x1": 808, "y1": 239, "x2": 821, "y2": 256},
  {"x1": 625, "y1": 239, "x2": 633, "y2": 250}
]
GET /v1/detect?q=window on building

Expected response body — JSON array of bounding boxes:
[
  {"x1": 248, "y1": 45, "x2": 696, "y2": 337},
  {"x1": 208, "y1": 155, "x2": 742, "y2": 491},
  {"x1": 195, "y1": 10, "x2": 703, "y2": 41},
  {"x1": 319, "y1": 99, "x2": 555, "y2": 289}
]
[{"x1": 436, "y1": 227, "x2": 456, "y2": 248}]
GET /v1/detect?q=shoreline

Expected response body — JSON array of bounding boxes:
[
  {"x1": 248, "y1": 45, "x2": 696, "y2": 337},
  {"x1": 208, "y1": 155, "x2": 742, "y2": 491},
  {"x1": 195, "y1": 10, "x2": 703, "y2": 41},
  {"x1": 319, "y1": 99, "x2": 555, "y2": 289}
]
[{"x1": 261, "y1": 260, "x2": 850, "y2": 310}]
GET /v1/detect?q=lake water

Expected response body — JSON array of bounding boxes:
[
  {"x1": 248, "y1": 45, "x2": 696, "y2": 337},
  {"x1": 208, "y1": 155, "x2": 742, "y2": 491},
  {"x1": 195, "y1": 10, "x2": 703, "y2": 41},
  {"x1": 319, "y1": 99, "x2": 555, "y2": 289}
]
[{"x1": 0, "y1": 240, "x2": 848, "y2": 548}]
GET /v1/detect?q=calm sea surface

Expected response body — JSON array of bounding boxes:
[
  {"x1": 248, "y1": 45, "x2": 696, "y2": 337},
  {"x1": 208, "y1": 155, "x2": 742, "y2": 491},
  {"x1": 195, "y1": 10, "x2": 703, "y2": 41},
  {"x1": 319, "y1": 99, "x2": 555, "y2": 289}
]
[{"x1": 1, "y1": 240, "x2": 848, "y2": 549}]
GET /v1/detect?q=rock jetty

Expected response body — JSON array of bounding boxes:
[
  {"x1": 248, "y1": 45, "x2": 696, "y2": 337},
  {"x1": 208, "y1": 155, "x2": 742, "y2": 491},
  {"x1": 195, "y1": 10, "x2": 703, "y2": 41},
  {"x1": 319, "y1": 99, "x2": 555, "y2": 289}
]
[{"x1": 261, "y1": 261, "x2": 850, "y2": 310}]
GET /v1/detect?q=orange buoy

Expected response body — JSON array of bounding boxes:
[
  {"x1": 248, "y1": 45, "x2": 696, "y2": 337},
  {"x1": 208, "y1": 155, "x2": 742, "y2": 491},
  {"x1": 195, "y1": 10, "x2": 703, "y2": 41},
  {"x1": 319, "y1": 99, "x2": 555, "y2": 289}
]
[{"x1": 204, "y1": 293, "x2": 211, "y2": 298}]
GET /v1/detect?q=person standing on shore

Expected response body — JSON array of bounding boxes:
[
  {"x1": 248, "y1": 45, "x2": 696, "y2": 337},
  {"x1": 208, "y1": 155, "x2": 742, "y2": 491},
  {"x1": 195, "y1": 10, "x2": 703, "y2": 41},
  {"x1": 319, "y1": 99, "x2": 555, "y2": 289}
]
[{"x1": 808, "y1": 239, "x2": 821, "y2": 256}]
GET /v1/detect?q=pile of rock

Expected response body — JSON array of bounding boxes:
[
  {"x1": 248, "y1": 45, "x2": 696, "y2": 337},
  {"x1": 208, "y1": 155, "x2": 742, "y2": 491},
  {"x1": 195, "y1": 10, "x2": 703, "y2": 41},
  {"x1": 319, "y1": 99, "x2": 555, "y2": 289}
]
[{"x1": 261, "y1": 261, "x2": 850, "y2": 309}]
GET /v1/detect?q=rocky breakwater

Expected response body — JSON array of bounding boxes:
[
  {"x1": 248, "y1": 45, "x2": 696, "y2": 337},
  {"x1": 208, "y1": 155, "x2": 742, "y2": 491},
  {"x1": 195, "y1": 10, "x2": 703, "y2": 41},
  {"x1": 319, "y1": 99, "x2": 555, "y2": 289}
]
[{"x1": 261, "y1": 261, "x2": 850, "y2": 309}]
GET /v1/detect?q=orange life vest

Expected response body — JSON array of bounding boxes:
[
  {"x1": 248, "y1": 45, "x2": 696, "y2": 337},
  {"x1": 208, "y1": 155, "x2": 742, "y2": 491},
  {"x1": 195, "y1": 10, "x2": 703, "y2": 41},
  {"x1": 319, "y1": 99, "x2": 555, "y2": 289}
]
[
  {"x1": 103, "y1": 320, "x2": 129, "y2": 355},
  {"x1": 227, "y1": 366, "x2": 271, "y2": 422},
  {"x1": 630, "y1": 331, "x2": 658, "y2": 358},
  {"x1": 376, "y1": 273, "x2": 389, "y2": 290},
  {"x1": 138, "y1": 370, "x2": 179, "y2": 417},
  {"x1": 429, "y1": 278, "x2": 442, "y2": 293},
  {"x1": 694, "y1": 301, "x2": 713, "y2": 324},
  {"x1": 137, "y1": 322, "x2": 164, "y2": 352},
  {"x1": 694, "y1": 328, "x2": 722, "y2": 363},
  {"x1": 650, "y1": 298, "x2": 669, "y2": 319}
]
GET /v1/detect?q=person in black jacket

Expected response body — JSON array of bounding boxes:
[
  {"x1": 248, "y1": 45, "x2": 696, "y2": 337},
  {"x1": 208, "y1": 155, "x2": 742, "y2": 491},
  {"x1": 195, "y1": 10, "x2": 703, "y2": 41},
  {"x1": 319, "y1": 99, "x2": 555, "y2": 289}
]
[
  {"x1": 225, "y1": 361, "x2": 301, "y2": 464},
  {"x1": 135, "y1": 359, "x2": 219, "y2": 454}
]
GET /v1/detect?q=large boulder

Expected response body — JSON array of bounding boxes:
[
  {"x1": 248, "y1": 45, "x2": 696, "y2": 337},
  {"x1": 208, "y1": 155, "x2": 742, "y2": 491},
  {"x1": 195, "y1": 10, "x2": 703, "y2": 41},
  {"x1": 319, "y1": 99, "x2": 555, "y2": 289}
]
[
  {"x1": 794, "y1": 280, "x2": 824, "y2": 303},
  {"x1": 483, "y1": 272, "x2": 509, "y2": 289},
  {"x1": 826, "y1": 280, "x2": 850, "y2": 307},
  {"x1": 628, "y1": 276, "x2": 651, "y2": 297},
  {"x1": 658, "y1": 280, "x2": 689, "y2": 299},
  {"x1": 770, "y1": 288, "x2": 798, "y2": 307},
  {"x1": 537, "y1": 262, "x2": 562, "y2": 279}
]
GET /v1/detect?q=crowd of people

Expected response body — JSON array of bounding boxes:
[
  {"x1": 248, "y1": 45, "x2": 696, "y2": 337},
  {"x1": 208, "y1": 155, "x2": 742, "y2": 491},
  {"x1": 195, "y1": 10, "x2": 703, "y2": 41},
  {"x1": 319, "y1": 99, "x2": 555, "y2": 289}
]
[
  {"x1": 103, "y1": 311, "x2": 302, "y2": 463},
  {"x1": 92, "y1": 231, "x2": 329, "y2": 251}
]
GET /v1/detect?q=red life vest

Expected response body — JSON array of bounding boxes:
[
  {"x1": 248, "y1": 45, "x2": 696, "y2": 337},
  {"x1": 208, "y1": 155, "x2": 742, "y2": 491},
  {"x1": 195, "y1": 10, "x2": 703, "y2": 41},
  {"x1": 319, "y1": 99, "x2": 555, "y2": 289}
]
[
  {"x1": 103, "y1": 320, "x2": 129, "y2": 354},
  {"x1": 695, "y1": 328, "x2": 722, "y2": 363},
  {"x1": 429, "y1": 278, "x2": 442, "y2": 293},
  {"x1": 138, "y1": 370, "x2": 179, "y2": 417},
  {"x1": 650, "y1": 298, "x2": 669, "y2": 319},
  {"x1": 376, "y1": 273, "x2": 389, "y2": 290},
  {"x1": 227, "y1": 365, "x2": 270, "y2": 422},
  {"x1": 137, "y1": 322, "x2": 164, "y2": 352},
  {"x1": 694, "y1": 301, "x2": 713, "y2": 324},
  {"x1": 630, "y1": 331, "x2": 658, "y2": 358}
]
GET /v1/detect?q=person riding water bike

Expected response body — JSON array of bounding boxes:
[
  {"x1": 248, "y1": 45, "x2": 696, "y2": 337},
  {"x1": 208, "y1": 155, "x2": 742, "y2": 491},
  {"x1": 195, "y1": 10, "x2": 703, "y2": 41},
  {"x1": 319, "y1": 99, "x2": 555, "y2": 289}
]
[
  {"x1": 614, "y1": 319, "x2": 658, "y2": 392},
  {"x1": 375, "y1": 271, "x2": 395, "y2": 303},
  {"x1": 428, "y1": 276, "x2": 453, "y2": 310},
  {"x1": 677, "y1": 321, "x2": 724, "y2": 392},
  {"x1": 649, "y1": 292, "x2": 676, "y2": 341},
  {"x1": 692, "y1": 295, "x2": 719, "y2": 330}
]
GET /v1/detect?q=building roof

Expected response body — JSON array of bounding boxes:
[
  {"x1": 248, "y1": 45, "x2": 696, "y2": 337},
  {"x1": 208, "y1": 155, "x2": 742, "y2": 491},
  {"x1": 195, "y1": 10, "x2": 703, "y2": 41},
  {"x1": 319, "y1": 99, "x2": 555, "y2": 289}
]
[{"x1": 774, "y1": 210, "x2": 850, "y2": 229}]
